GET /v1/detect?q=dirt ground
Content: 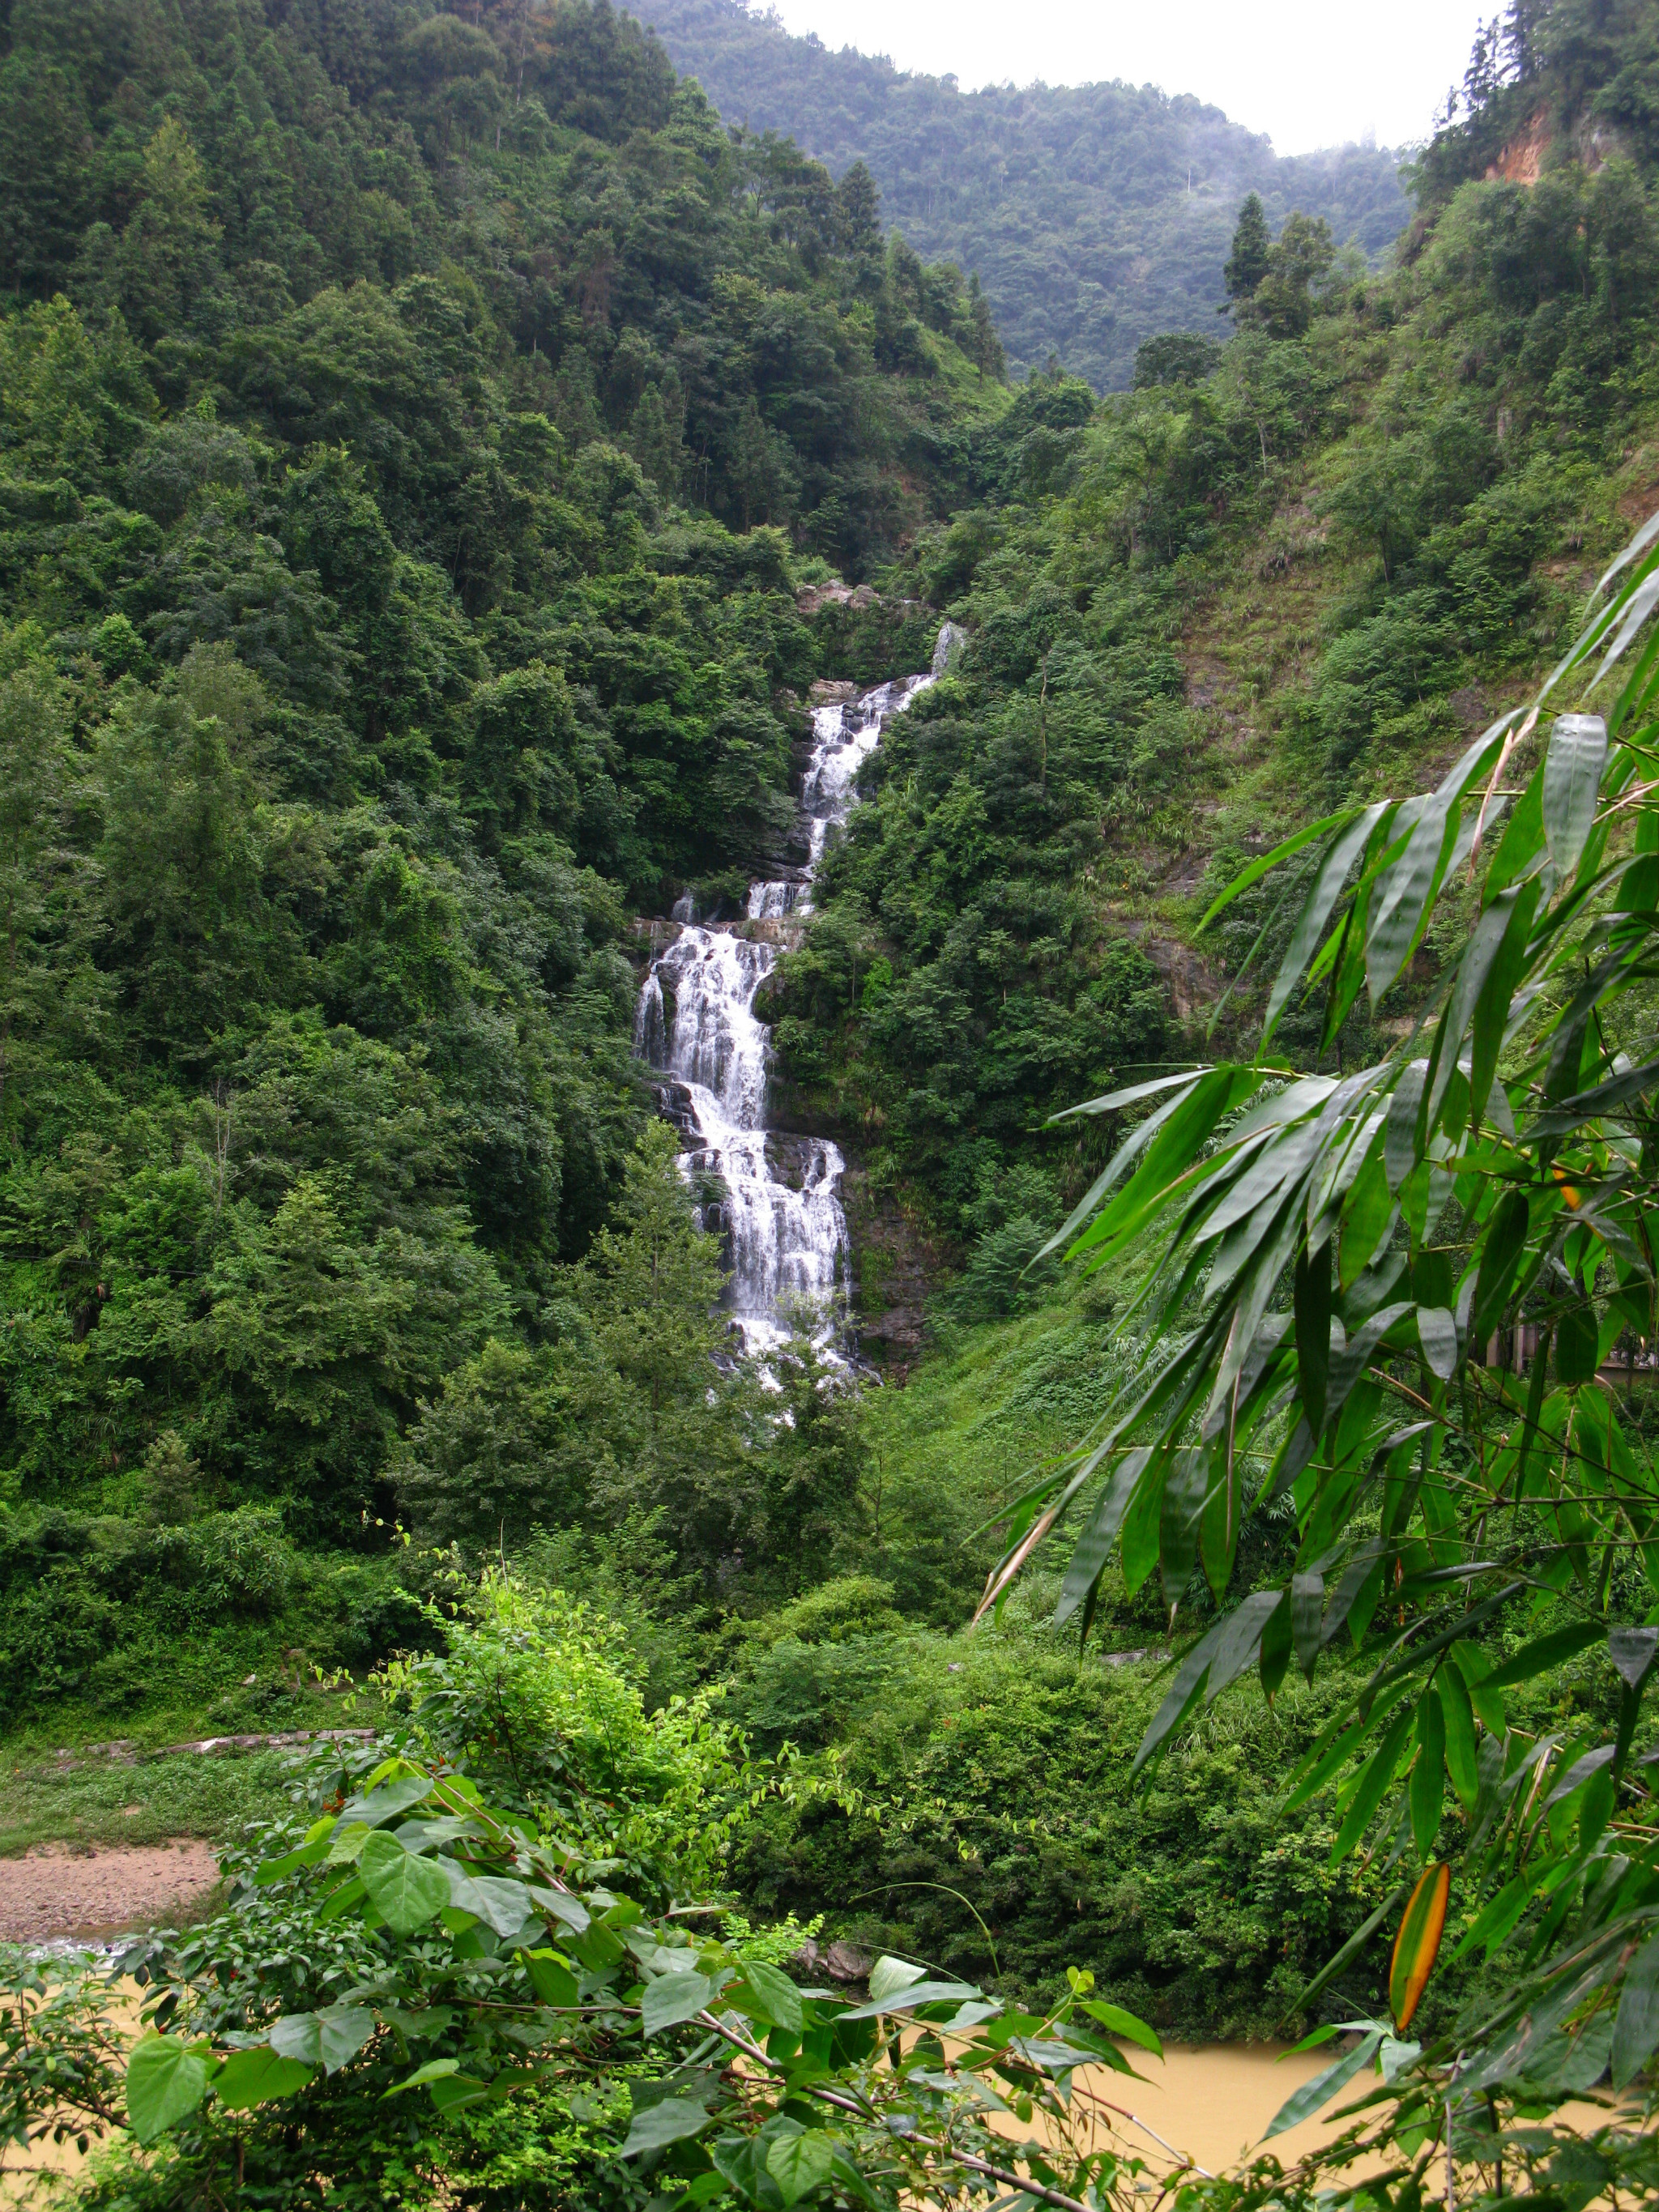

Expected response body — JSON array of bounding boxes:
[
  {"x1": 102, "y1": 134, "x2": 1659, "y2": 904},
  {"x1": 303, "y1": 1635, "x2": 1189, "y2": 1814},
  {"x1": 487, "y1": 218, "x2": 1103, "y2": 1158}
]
[{"x1": 0, "y1": 1839, "x2": 221, "y2": 1943}]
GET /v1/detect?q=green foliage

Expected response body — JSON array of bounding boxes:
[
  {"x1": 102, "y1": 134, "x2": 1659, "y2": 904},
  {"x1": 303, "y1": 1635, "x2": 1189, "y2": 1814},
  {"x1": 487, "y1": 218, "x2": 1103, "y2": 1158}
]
[
  {"x1": 4, "y1": 1579, "x2": 1171, "y2": 2212},
  {"x1": 983, "y1": 498, "x2": 1659, "y2": 2150},
  {"x1": 0, "y1": 0, "x2": 1016, "y2": 1730}
]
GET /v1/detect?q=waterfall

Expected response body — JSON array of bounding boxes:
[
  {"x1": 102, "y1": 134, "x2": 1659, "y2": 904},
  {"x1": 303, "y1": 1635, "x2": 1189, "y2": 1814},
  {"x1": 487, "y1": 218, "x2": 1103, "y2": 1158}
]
[{"x1": 635, "y1": 660, "x2": 939, "y2": 1353}]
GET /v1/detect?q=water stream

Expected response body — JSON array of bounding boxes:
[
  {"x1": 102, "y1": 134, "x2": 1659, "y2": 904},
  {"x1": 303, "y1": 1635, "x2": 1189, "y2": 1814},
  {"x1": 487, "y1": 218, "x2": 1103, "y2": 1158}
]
[{"x1": 634, "y1": 659, "x2": 940, "y2": 1353}]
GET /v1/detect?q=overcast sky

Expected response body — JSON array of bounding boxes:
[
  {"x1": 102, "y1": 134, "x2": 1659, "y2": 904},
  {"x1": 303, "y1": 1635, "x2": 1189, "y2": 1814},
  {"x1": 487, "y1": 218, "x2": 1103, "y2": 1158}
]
[{"x1": 761, "y1": 0, "x2": 1495, "y2": 156}]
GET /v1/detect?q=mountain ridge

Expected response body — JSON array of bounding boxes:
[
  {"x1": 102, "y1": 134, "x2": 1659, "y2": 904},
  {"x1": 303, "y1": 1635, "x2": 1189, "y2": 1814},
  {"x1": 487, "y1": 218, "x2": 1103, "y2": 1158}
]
[{"x1": 631, "y1": 0, "x2": 1412, "y2": 389}]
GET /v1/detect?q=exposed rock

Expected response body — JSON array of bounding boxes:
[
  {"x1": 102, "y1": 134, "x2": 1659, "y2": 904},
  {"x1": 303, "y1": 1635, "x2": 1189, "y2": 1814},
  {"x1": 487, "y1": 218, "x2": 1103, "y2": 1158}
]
[
  {"x1": 809, "y1": 678, "x2": 859, "y2": 705},
  {"x1": 1485, "y1": 106, "x2": 1551, "y2": 186},
  {"x1": 796, "y1": 582, "x2": 881, "y2": 616},
  {"x1": 791, "y1": 1937, "x2": 873, "y2": 1984},
  {"x1": 1121, "y1": 923, "x2": 1221, "y2": 1029},
  {"x1": 931, "y1": 620, "x2": 968, "y2": 676},
  {"x1": 842, "y1": 1169, "x2": 956, "y2": 1380},
  {"x1": 1448, "y1": 684, "x2": 1491, "y2": 729}
]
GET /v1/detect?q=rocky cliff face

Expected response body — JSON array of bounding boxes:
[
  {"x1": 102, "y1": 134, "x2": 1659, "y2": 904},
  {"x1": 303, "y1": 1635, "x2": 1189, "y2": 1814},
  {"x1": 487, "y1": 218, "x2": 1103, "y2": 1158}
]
[{"x1": 839, "y1": 1168, "x2": 956, "y2": 1380}]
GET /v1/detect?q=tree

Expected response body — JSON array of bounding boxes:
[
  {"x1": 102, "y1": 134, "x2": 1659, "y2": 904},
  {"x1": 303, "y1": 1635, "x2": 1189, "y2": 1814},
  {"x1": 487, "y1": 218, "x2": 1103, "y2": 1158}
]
[
  {"x1": 1222, "y1": 191, "x2": 1271, "y2": 304},
  {"x1": 983, "y1": 505, "x2": 1659, "y2": 2164},
  {"x1": 967, "y1": 273, "x2": 1005, "y2": 381},
  {"x1": 1250, "y1": 209, "x2": 1336, "y2": 339},
  {"x1": 835, "y1": 159, "x2": 881, "y2": 254},
  {"x1": 109, "y1": 120, "x2": 224, "y2": 343},
  {"x1": 629, "y1": 374, "x2": 686, "y2": 495}
]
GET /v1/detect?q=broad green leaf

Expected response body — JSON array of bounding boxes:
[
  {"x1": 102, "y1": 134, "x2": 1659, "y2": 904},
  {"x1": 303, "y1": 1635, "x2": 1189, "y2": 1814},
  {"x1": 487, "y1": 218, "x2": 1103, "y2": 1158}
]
[
  {"x1": 339, "y1": 1776, "x2": 433, "y2": 1831},
  {"x1": 382, "y1": 2058, "x2": 460, "y2": 2099},
  {"x1": 452, "y1": 1872, "x2": 534, "y2": 1938},
  {"x1": 642, "y1": 1970, "x2": 714, "y2": 2037},
  {"x1": 520, "y1": 1949, "x2": 579, "y2": 2008},
  {"x1": 838, "y1": 1976, "x2": 981, "y2": 2019},
  {"x1": 213, "y1": 2048, "x2": 314, "y2": 2110},
  {"x1": 126, "y1": 2036, "x2": 214, "y2": 2143},
  {"x1": 1079, "y1": 2000, "x2": 1162, "y2": 2057},
  {"x1": 740, "y1": 1959, "x2": 804, "y2": 2036},
  {"x1": 766, "y1": 2129, "x2": 836, "y2": 2207},
  {"x1": 621, "y1": 2093, "x2": 715, "y2": 2158},
  {"x1": 1542, "y1": 713, "x2": 1607, "y2": 879},
  {"x1": 866, "y1": 1954, "x2": 928, "y2": 2005},
  {"x1": 427, "y1": 2073, "x2": 489, "y2": 2114},
  {"x1": 359, "y1": 1828, "x2": 449, "y2": 1934},
  {"x1": 527, "y1": 1883, "x2": 591, "y2": 1933},
  {"x1": 268, "y1": 2005, "x2": 374, "y2": 2076}
]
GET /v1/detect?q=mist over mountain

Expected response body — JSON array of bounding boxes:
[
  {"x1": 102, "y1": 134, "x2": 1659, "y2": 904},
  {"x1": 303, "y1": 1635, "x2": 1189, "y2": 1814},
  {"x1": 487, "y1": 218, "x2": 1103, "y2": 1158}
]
[{"x1": 631, "y1": 0, "x2": 1411, "y2": 388}]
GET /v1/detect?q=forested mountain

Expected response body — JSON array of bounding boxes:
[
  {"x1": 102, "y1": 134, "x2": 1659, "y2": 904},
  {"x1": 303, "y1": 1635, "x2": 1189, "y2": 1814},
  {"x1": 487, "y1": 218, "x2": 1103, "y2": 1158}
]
[
  {"x1": 0, "y1": 0, "x2": 1010, "y2": 1627},
  {"x1": 772, "y1": 0, "x2": 1659, "y2": 1302},
  {"x1": 9, "y1": 4, "x2": 1659, "y2": 2206},
  {"x1": 634, "y1": 0, "x2": 1411, "y2": 390}
]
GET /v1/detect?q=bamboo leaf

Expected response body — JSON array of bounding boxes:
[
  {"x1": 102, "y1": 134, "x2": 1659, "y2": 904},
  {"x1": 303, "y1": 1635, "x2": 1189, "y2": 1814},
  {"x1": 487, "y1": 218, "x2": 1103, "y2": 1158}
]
[
  {"x1": 1332, "y1": 1706, "x2": 1414, "y2": 1862},
  {"x1": 1263, "y1": 807, "x2": 1389, "y2": 1042},
  {"x1": 1197, "y1": 807, "x2": 1364, "y2": 931},
  {"x1": 1611, "y1": 1931, "x2": 1659, "y2": 2091},
  {"x1": 1410, "y1": 1694, "x2": 1445, "y2": 1859},
  {"x1": 1265, "y1": 2030, "x2": 1382, "y2": 2138},
  {"x1": 1542, "y1": 714, "x2": 1608, "y2": 880},
  {"x1": 1388, "y1": 1863, "x2": 1450, "y2": 2032},
  {"x1": 1438, "y1": 1665, "x2": 1479, "y2": 1811}
]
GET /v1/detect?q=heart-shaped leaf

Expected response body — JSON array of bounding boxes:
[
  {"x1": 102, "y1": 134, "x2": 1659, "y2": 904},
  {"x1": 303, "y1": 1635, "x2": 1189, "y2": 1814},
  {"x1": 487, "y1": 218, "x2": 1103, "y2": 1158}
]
[
  {"x1": 739, "y1": 1959, "x2": 804, "y2": 2036},
  {"x1": 642, "y1": 1970, "x2": 714, "y2": 2037},
  {"x1": 359, "y1": 1829, "x2": 448, "y2": 1934},
  {"x1": 268, "y1": 2005, "x2": 373, "y2": 2075},
  {"x1": 766, "y1": 2129, "x2": 835, "y2": 2207},
  {"x1": 126, "y1": 2036, "x2": 213, "y2": 2143},
  {"x1": 621, "y1": 2093, "x2": 715, "y2": 2157},
  {"x1": 214, "y1": 2047, "x2": 314, "y2": 2110}
]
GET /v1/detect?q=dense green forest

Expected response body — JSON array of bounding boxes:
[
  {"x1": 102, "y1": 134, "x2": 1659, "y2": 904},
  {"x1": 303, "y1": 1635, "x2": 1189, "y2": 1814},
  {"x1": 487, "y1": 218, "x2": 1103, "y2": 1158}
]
[
  {"x1": 636, "y1": 0, "x2": 1410, "y2": 390},
  {"x1": 6, "y1": 1, "x2": 1659, "y2": 2206}
]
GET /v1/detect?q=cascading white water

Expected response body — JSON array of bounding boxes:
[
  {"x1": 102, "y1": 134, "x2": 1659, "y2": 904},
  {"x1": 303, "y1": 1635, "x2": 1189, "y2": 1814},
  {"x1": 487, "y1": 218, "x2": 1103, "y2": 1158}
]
[{"x1": 636, "y1": 665, "x2": 938, "y2": 1353}]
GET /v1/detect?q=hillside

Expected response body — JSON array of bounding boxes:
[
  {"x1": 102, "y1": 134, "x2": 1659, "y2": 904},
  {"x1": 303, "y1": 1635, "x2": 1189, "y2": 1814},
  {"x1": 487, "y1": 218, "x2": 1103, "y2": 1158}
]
[
  {"x1": 633, "y1": 0, "x2": 1410, "y2": 390},
  {"x1": 0, "y1": 0, "x2": 1011, "y2": 1725},
  {"x1": 777, "y1": 0, "x2": 1659, "y2": 1329},
  {"x1": 6, "y1": 5, "x2": 1659, "y2": 2203}
]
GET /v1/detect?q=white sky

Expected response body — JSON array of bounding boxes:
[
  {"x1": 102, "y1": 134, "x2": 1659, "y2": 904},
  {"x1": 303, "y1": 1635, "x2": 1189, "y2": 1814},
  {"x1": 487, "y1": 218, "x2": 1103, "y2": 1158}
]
[{"x1": 761, "y1": 0, "x2": 1496, "y2": 156}]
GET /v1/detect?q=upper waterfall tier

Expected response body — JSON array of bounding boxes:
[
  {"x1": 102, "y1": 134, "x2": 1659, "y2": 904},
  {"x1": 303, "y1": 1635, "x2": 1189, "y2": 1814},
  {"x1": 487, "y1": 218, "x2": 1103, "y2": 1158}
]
[{"x1": 635, "y1": 658, "x2": 939, "y2": 1352}]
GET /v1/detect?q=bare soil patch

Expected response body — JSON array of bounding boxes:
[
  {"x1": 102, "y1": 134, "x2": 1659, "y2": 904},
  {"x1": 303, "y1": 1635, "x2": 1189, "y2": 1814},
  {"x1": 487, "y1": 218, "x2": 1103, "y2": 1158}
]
[{"x1": 0, "y1": 1839, "x2": 220, "y2": 1943}]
